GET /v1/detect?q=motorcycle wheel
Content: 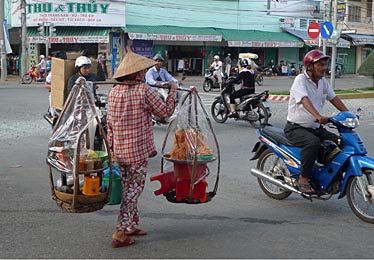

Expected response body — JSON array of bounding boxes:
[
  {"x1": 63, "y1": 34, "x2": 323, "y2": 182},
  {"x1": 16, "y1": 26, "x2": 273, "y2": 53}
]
[
  {"x1": 22, "y1": 74, "x2": 33, "y2": 84},
  {"x1": 249, "y1": 103, "x2": 269, "y2": 129},
  {"x1": 211, "y1": 99, "x2": 228, "y2": 123},
  {"x1": 256, "y1": 149, "x2": 292, "y2": 200},
  {"x1": 203, "y1": 79, "x2": 212, "y2": 92},
  {"x1": 347, "y1": 171, "x2": 374, "y2": 223},
  {"x1": 256, "y1": 75, "x2": 264, "y2": 86}
]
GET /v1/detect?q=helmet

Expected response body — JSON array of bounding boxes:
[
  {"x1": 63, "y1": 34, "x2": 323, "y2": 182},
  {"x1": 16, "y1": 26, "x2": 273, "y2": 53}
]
[
  {"x1": 240, "y1": 58, "x2": 250, "y2": 68},
  {"x1": 39, "y1": 55, "x2": 45, "y2": 59},
  {"x1": 75, "y1": 56, "x2": 92, "y2": 68},
  {"x1": 214, "y1": 55, "x2": 220, "y2": 60},
  {"x1": 153, "y1": 53, "x2": 165, "y2": 62},
  {"x1": 303, "y1": 50, "x2": 330, "y2": 68},
  {"x1": 227, "y1": 53, "x2": 231, "y2": 56}
]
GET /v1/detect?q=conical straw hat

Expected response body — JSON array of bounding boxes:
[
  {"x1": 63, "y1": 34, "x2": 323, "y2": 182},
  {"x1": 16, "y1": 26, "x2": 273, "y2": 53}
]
[{"x1": 112, "y1": 51, "x2": 156, "y2": 79}]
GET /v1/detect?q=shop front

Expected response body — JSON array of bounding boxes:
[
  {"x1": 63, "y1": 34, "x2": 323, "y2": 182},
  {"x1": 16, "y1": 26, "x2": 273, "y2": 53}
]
[
  {"x1": 343, "y1": 34, "x2": 374, "y2": 72},
  {"x1": 124, "y1": 25, "x2": 223, "y2": 76},
  {"x1": 217, "y1": 28, "x2": 304, "y2": 70}
]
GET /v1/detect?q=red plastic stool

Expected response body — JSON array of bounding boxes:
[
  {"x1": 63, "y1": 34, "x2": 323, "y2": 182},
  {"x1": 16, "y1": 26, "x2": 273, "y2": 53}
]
[{"x1": 150, "y1": 171, "x2": 176, "y2": 196}]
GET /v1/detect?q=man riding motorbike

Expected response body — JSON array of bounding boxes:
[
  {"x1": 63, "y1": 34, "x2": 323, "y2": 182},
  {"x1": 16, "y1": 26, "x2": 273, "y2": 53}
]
[
  {"x1": 210, "y1": 55, "x2": 223, "y2": 91},
  {"x1": 284, "y1": 49, "x2": 349, "y2": 194},
  {"x1": 228, "y1": 58, "x2": 256, "y2": 118},
  {"x1": 145, "y1": 53, "x2": 177, "y2": 90}
]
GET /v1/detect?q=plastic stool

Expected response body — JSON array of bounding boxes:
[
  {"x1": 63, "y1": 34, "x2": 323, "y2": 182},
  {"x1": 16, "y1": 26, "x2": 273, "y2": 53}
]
[{"x1": 150, "y1": 171, "x2": 176, "y2": 196}]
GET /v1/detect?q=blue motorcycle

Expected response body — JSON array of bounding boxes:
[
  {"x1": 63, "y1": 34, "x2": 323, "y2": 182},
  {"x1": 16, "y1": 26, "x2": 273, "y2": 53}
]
[{"x1": 250, "y1": 111, "x2": 374, "y2": 223}]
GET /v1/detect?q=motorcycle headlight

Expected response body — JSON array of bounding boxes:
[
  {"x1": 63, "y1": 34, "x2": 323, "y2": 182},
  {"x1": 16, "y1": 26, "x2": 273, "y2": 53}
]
[
  {"x1": 339, "y1": 117, "x2": 359, "y2": 128},
  {"x1": 99, "y1": 95, "x2": 108, "y2": 103}
]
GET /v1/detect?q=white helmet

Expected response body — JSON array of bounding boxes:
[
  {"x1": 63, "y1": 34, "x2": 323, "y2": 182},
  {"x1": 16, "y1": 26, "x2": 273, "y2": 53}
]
[
  {"x1": 39, "y1": 55, "x2": 45, "y2": 59},
  {"x1": 75, "y1": 56, "x2": 92, "y2": 68},
  {"x1": 214, "y1": 55, "x2": 220, "y2": 60}
]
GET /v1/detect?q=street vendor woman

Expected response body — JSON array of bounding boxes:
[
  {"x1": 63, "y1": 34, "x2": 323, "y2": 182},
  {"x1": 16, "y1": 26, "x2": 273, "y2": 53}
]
[{"x1": 107, "y1": 51, "x2": 177, "y2": 248}]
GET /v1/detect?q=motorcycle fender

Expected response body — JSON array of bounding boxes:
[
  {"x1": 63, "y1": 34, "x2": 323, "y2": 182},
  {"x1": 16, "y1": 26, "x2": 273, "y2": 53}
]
[
  {"x1": 250, "y1": 141, "x2": 267, "y2": 161},
  {"x1": 338, "y1": 155, "x2": 374, "y2": 199}
]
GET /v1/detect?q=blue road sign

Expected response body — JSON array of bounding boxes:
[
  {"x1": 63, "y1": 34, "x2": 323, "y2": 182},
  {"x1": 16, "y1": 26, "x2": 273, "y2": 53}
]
[{"x1": 320, "y1": 22, "x2": 334, "y2": 39}]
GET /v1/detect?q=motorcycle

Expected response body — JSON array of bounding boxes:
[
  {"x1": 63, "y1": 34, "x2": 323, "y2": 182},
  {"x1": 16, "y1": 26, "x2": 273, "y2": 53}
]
[
  {"x1": 328, "y1": 62, "x2": 344, "y2": 78},
  {"x1": 254, "y1": 70, "x2": 264, "y2": 86},
  {"x1": 203, "y1": 69, "x2": 230, "y2": 92},
  {"x1": 22, "y1": 66, "x2": 46, "y2": 84},
  {"x1": 250, "y1": 111, "x2": 374, "y2": 223},
  {"x1": 152, "y1": 76, "x2": 186, "y2": 126},
  {"x1": 210, "y1": 81, "x2": 271, "y2": 129}
]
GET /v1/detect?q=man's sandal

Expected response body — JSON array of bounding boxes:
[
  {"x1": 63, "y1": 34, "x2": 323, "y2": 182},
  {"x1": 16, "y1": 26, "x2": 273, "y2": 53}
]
[{"x1": 298, "y1": 182, "x2": 315, "y2": 194}]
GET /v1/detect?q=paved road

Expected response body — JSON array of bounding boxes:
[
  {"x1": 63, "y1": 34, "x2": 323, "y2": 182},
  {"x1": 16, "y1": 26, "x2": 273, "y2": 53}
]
[{"x1": 2, "y1": 82, "x2": 374, "y2": 258}]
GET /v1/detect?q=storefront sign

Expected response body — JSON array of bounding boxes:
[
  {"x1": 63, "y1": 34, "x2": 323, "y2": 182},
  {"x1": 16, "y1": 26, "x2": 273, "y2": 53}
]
[
  {"x1": 11, "y1": 0, "x2": 126, "y2": 27},
  {"x1": 337, "y1": 2, "x2": 346, "y2": 19},
  {"x1": 228, "y1": 40, "x2": 304, "y2": 48},
  {"x1": 128, "y1": 33, "x2": 222, "y2": 42},
  {"x1": 304, "y1": 39, "x2": 350, "y2": 48},
  {"x1": 132, "y1": 40, "x2": 153, "y2": 58},
  {"x1": 26, "y1": 35, "x2": 109, "y2": 44}
]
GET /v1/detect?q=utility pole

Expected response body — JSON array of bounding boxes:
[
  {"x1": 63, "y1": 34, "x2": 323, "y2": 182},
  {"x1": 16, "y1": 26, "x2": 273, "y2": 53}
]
[
  {"x1": 21, "y1": 0, "x2": 27, "y2": 78},
  {"x1": 330, "y1": 0, "x2": 338, "y2": 89},
  {"x1": 0, "y1": 0, "x2": 7, "y2": 81}
]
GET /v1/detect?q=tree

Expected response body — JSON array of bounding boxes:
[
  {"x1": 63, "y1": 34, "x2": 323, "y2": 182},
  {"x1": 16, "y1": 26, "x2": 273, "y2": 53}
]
[{"x1": 357, "y1": 50, "x2": 374, "y2": 87}]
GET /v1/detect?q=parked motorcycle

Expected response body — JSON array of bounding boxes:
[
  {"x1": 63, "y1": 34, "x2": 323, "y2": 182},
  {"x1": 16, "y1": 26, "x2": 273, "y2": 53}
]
[
  {"x1": 250, "y1": 111, "x2": 374, "y2": 223},
  {"x1": 328, "y1": 62, "x2": 344, "y2": 78},
  {"x1": 210, "y1": 81, "x2": 271, "y2": 129},
  {"x1": 152, "y1": 76, "x2": 186, "y2": 126},
  {"x1": 203, "y1": 69, "x2": 229, "y2": 92},
  {"x1": 22, "y1": 66, "x2": 46, "y2": 84}
]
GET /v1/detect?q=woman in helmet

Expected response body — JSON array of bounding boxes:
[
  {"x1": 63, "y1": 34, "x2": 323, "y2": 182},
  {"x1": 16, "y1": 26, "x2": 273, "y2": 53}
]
[
  {"x1": 36, "y1": 55, "x2": 47, "y2": 80},
  {"x1": 227, "y1": 58, "x2": 256, "y2": 117},
  {"x1": 284, "y1": 49, "x2": 349, "y2": 194},
  {"x1": 66, "y1": 56, "x2": 97, "y2": 101}
]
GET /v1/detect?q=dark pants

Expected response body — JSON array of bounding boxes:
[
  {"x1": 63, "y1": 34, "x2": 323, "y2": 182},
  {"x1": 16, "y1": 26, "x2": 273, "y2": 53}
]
[
  {"x1": 229, "y1": 88, "x2": 254, "y2": 104},
  {"x1": 284, "y1": 122, "x2": 340, "y2": 179}
]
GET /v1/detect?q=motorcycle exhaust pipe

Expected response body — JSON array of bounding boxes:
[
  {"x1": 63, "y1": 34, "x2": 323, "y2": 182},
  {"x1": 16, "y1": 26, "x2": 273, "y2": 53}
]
[{"x1": 250, "y1": 168, "x2": 302, "y2": 194}]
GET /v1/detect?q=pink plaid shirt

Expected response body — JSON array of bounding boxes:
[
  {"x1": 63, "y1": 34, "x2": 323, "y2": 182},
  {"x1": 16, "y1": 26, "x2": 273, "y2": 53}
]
[{"x1": 107, "y1": 83, "x2": 176, "y2": 165}]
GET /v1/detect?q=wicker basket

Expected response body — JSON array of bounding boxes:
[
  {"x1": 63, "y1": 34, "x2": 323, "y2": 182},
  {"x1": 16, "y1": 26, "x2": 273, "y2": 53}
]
[{"x1": 52, "y1": 188, "x2": 109, "y2": 213}]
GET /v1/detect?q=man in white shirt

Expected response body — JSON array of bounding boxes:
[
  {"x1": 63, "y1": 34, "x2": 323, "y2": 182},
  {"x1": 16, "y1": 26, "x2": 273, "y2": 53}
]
[
  {"x1": 211, "y1": 55, "x2": 223, "y2": 91},
  {"x1": 284, "y1": 50, "x2": 349, "y2": 194}
]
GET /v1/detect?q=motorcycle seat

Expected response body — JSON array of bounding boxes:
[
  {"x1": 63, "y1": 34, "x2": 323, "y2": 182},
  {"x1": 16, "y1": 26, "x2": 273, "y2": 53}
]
[{"x1": 262, "y1": 126, "x2": 293, "y2": 146}]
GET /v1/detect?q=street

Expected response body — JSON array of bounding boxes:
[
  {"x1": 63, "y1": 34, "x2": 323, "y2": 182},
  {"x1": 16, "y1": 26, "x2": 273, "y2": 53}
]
[{"x1": 1, "y1": 78, "x2": 374, "y2": 258}]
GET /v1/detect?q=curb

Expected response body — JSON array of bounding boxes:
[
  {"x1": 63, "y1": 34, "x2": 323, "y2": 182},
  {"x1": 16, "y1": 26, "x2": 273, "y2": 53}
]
[
  {"x1": 268, "y1": 95, "x2": 290, "y2": 101},
  {"x1": 269, "y1": 92, "x2": 374, "y2": 101}
]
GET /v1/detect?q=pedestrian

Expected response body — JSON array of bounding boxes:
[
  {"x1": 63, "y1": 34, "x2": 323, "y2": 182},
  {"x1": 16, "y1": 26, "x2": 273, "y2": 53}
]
[
  {"x1": 224, "y1": 53, "x2": 232, "y2": 77},
  {"x1": 107, "y1": 51, "x2": 177, "y2": 248},
  {"x1": 284, "y1": 49, "x2": 349, "y2": 194}
]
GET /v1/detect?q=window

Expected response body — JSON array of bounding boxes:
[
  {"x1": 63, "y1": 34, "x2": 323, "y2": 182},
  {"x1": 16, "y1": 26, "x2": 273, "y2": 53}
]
[
  {"x1": 348, "y1": 5, "x2": 361, "y2": 22},
  {"x1": 368, "y1": 1, "x2": 372, "y2": 21}
]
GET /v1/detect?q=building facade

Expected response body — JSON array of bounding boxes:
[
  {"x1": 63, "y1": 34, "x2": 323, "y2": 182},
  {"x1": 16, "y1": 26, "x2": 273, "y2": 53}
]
[{"x1": 5, "y1": 0, "x2": 374, "y2": 75}]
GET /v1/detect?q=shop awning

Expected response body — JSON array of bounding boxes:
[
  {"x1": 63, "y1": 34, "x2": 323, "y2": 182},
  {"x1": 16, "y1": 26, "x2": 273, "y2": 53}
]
[
  {"x1": 345, "y1": 34, "x2": 374, "y2": 45},
  {"x1": 124, "y1": 25, "x2": 222, "y2": 42},
  {"x1": 217, "y1": 28, "x2": 304, "y2": 48},
  {"x1": 284, "y1": 28, "x2": 350, "y2": 48},
  {"x1": 26, "y1": 27, "x2": 110, "y2": 44}
]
